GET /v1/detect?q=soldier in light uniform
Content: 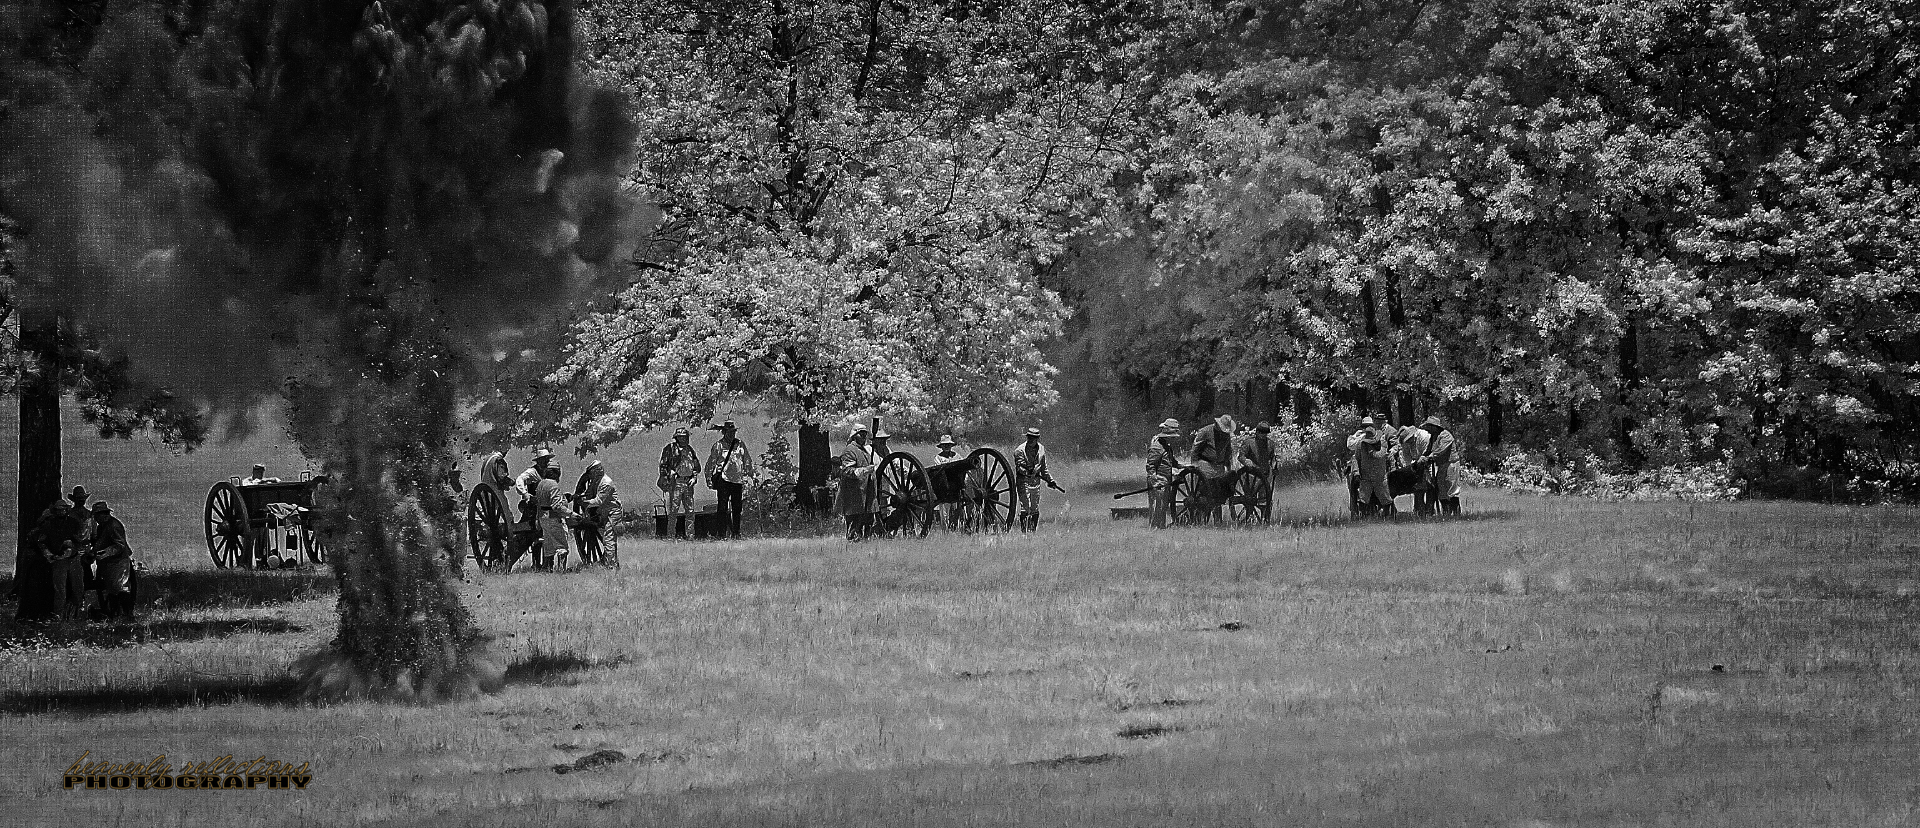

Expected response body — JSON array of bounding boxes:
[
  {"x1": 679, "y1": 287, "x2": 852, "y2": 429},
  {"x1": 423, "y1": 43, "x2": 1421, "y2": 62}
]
[
  {"x1": 1397, "y1": 423, "x2": 1434, "y2": 516},
  {"x1": 707, "y1": 420, "x2": 754, "y2": 539},
  {"x1": 659, "y1": 428, "x2": 701, "y2": 539},
  {"x1": 572, "y1": 459, "x2": 621, "y2": 566},
  {"x1": 835, "y1": 426, "x2": 877, "y2": 540},
  {"x1": 1346, "y1": 416, "x2": 1396, "y2": 516},
  {"x1": 1414, "y1": 415, "x2": 1461, "y2": 516},
  {"x1": 1012, "y1": 427, "x2": 1061, "y2": 532},
  {"x1": 1146, "y1": 418, "x2": 1184, "y2": 529},
  {"x1": 933, "y1": 435, "x2": 962, "y2": 529},
  {"x1": 534, "y1": 466, "x2": 578, "y2": 571}
]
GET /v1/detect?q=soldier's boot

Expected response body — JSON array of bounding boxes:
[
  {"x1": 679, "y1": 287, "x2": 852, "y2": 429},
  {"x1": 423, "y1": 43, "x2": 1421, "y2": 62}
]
[{"x1": 675, "y1": 516, "x2": 688, "y2": 539}]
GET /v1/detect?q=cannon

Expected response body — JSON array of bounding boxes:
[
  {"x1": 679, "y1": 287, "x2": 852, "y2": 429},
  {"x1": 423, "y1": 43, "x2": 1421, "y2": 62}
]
[
  {"x1": 1165, "y1": 466, "x2": 1269, "y2": 526},
  {"x1": 465, "y1": 479, "x2": 515, "y2": 570},
  {"x1": 569, "y1": 468, "x2": 621, "y2": 569},
  {"x1": 925, "y1": 448, "x2": 1016, "y2": 533},
  {"x1": 204, "y1": 472, "x2": 330, "y2": 569}
]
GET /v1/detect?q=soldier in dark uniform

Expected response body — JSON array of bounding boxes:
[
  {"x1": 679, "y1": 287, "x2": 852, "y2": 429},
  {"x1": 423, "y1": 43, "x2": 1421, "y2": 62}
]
[
  {"x1": 836, "y1": 426, "x2": 877, "y2": 539},
  {"x1": 35, "y1": 499, "x2": 89, "y2": 621},
  {"x1": 87, "y1": 502, "x2": 136, "y2": 622}
]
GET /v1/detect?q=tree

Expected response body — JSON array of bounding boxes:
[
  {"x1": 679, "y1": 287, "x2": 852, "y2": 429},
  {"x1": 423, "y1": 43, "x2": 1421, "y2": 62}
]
[
  {"x1": 4, "y1": 0, "x2": 640, "y2": 698},
  {"x1": 513, "y1": 0, "x2": 1130, "y2": 483}
]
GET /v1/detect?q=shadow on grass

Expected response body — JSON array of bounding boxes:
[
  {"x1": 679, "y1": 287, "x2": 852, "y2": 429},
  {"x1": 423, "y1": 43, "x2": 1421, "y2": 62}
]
[
  {"x1": 0, "y1": 616, "x2": 306, "y2": 650},
  {"x1": 3, "y1": 568, "x2": 335, "y2": 614},
  {"x1": 505, "y1": 647, "x2": 632, "y2": 687},
  {"x1": 0, "y1": 675, "x2": 303, "y2": 715},
  {"x1": 1265, "y1": 509, "x2": 1520, "y2": 530}
]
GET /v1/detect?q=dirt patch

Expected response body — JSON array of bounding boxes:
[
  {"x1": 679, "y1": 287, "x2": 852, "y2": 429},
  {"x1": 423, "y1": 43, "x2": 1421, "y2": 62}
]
[
  {"x1": 1117, "y1": 724, "x2": 1187, "y2": 739},
  {"x1": 549, "y1": 748, "x2": 684, "y2": 774},
  {"x1": 1116, "y1": 698, "x2": 1203, "y2": 711}
]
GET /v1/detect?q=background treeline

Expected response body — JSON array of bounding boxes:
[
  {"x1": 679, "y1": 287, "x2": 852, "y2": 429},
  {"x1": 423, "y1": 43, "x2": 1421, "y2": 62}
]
[{"x1": 1024, "y1": 0, "x2": 1919, "y2": 500}]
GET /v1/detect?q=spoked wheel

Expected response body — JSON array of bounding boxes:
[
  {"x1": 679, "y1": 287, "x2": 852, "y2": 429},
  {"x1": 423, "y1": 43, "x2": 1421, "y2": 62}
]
[
  {"x1": 1230, "y1": 470, "x2": 1272, "y2": 525},
  {"x1": 204, "y1": 482, "x2": 251, "y2": 569},
  {"x1": 962, "y1": 448, "x2": 1016, "y2": 534},
  {"x1": 877, "y1": 452, "x2": 936, "y2": 538},
  {"x1": 466, "y1": 482, "x2": 511, "y2": 571},
  {"x1": 1170, "y1": 469, "x2": 1222, "y2": 526},
  {"x1": 573, "y1": 509, "x2": 620, "y2": 569}
]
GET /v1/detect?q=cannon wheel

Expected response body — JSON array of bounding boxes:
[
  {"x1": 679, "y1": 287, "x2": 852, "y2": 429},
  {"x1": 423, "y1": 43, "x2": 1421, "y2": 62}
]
[
  {"x1": 1230, "y1": 470, "x2": 1272, "y2": 525},
  {"x1": 466, "y1": 482, "x2": 511, "y2": 571},
  {"x1": 1169, "y1": 469, "x2": 1223, "y2": 526},
  {"x1": 877, "y1": 452, "x2": 936, "y2": 538},
  {"x1": 962, "y1": 448, "x2": 1016, "y2": 533},
  {"x1": 204, "y1": 482, "x2": 251, "y2": 569}
]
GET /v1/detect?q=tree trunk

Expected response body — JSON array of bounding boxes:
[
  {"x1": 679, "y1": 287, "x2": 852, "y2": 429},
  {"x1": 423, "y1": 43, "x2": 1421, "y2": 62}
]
[
  {"x1": 1615, "y1": 320, "x2": 1643, "y2": 468},
  {"x1": 1396, "y1": 391, "x2": 1416, "y2": 429},
  {"x1": 13, "y1": 315, "x2": 60, "y2": 608},
  {"x1": 797, "y1": 418, "x2": 831, "y2": 479},
  {"x1": 1486, "y1": 378, "x2": 1503, "y2": 448},
  {"x1": 1292, "y1": 387, "x2": 1315, "y2": 429}
]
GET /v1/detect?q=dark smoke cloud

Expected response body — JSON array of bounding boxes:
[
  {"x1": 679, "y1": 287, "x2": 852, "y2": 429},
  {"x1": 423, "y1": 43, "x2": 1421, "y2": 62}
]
[{"x1": 1, "y1": 1, "x2": 648, "y2": 432}]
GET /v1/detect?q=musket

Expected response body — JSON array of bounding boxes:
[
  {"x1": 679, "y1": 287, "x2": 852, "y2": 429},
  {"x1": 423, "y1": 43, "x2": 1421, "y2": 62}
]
[{"x1": 1112, "y1": 469, "x2": 1189, "y2": 499}]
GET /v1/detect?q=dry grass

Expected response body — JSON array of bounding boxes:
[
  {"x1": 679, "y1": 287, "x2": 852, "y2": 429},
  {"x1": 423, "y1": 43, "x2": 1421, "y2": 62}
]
[{"x1": 3, "y1": 458, "x2": 1919, "y2": 827}]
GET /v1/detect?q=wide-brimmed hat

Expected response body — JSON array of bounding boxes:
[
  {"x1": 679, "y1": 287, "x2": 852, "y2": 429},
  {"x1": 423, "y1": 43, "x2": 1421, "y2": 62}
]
[
  {"x1": 90, "y1": 501, "x2": 112, "y2": 513},
  {"x1": 849, "y1": 425, "x2": 869, "y2": 439},
  {"x1": 70, "y1": 485, "x2": 89, "y2": 498},
  {"x1": 1255, "y1": 422, "x2": 1272, "y2": 434},
  {"x1": 1025, "y1": 427, "x2": 1041, "y2": 437},
  {"x1": 672, "y1": 427, "x2": 690, "y2": 438},
  {"x1": 717, "y1": 419, "x2": 737, "y2": 430},
  {"x1": 1213, "y1": 414, "x2": 1236, "y2": 432},
  {"x1": 873, "y1": 430, "x2": 892, "y2": 440},
  {"x1": 585, "y1": 459, "x2": 604, "y2": 473},
  {"x1": 1360, "y1": 416, "x2": 1376, "y2": 427},
  {"x1": 1158, "y1": 418, "x2": 1180, "y2": 430},
  {"x1": 937, "y1": 435, "x2": 956, "y2": 447},
  {"x1": 532, "y1": 446, "x2": 557, "y2": 460},
  {"x1": 1422, "y1": 415, "x2": 1447, "y2": 429}
]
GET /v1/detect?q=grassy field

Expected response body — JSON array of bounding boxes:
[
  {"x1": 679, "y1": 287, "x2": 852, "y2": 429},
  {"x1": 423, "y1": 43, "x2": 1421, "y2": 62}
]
[{"x1": 4, "y1": 414, "x2": 1920, "y2": 827}]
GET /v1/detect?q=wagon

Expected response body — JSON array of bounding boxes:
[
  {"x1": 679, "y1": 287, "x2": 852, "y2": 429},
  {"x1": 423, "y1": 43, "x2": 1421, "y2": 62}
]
[
  {"x1": 204, "y1": 472, "x2": 330, "y2": 569},
  {"x1": 1167, "y1": 467, "x2": 1270, "y2": 526},
  {"x1": 924, "y1": 448, "x2": 1017, "y2": 533}
]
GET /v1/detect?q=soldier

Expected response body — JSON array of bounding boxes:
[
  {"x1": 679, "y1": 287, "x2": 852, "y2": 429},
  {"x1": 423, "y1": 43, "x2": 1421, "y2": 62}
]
[
  {"x1": 35, "y1": 499, "x2": 89, "y2": 621},
  {"x1": 86, "y1": 501, "x2": 136, "y2": 622},
  {"x1": 504, "y1": 448, "x2": 556, "y2": 567},
  {"x1": 572, "y1": 459, "x2": 621, "y2": 567},
  {"x1": 1397, "y1": 422, "x2": 1434, "y2": 516},
  {"x1": 1188, "y1": 414, "x2": 1238, "y2": 520},
  {"x1": 1240, "y1": 422, "x2": 1277, "y2": 479},
  {"x1": 933, "y1": 435, "x2": 960, "y2": 462},
  {"x1": 836, "y1": 426, "x2": 877, "y2": 540},
  {"x1": 479, "y1": 450, "x2": 514, "y2": 492},
  {"x1": 1146, "y1": 418, "x2": 1184, "y2": 529},
  {"x1": 707, "y1": 420, "x2": 754, "y2": 539},
  {"x1": 1413, "y1": 415, "x2": 1461, "y2": 516},
  {"x1": 241, "y1": 464, "x2": 281, "y2": 485},
  {"x1": 534, "y1": 466, "x2": 578, "y2": 571},
  {"x1": 1012, "y1": 427, "x2": 1063, "y2": 532},
  {"x1": 1347, "y1": 416, "x2": 1396, "y2": 516},
  {"x1": 659, "y1": 428, "x2": 701, "y2": 539}
]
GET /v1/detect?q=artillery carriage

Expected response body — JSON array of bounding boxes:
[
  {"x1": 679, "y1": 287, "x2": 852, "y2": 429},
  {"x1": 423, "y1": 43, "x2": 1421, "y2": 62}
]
[{"x1": 203, "y1": 472, "x2": 330, "y2": 569}]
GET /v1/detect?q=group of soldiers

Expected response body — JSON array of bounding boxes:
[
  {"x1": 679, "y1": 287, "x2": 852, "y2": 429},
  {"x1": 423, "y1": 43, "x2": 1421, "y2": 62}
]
[
  {"x1": 1344, "y1": 413, "x2": 1460, "y2": 517},
  {"x1": 477, "y1": 447, "x2": 621, "y2": 571},
  {"x1": 1142, "y1": 412, "x2": 1462, "y2": 525},
  {"x1": 835, "y1": 425, "x2": 1065, "y2": 538},
  {"x1": 656, "y1": 420, "x2": 757, "y2": 540},
  {"x1": 13, "y1": 485, "x2": 138, "y2": 623}
]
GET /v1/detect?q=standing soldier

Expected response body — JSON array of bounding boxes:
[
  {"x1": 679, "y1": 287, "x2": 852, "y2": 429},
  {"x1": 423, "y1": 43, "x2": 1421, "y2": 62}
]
[
  {"x1": 35, "y1": 499, "x2": 88, "y2": 621},
  {"x1": 836, "y1": 426, "x2": 877, "y2": 540},
  {"x1": 86, "y1": 501, "x2": 136, "y2": 622},
  {"x1": 572, "y1": 459, "x2": 621, "y2": 567},
  {"x1": 1397, "y1": 422, "x2": 1434, "y2": 516},
  {"x1": 506, "y1": 448, "x2": 555, "y2": 567},
  {"x1": 1347, "y1": 416, "x2": 1396, "y2": 516},
  {"x1": 659, "y1": 428, "x2": 702, "y2": 539},
  {"x1": 1189, "y1": 414, "x2": 1238, "y2": 520},
  {"x1": 1012, "y1": 427, "x2": 1063, "y2": 532},
  {"x1": 1414, "y1": 415, "x2": 1461, "y2": 516},
  {"x1": 1146, "y1": 418, "x2": 1184, "y2": 529},
  {"x1": 534, "y1": 466, "x2": 578, "y2": 571},
  {"x1": 933, "y1": 435, "x2": 962, "y2": 528},
  {"x1": 1240, "y1": 422, "x2": 1277, "y2": 480},
  {"x1": 707, "y1": 420, "x2": 754, "y2": 539}
]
